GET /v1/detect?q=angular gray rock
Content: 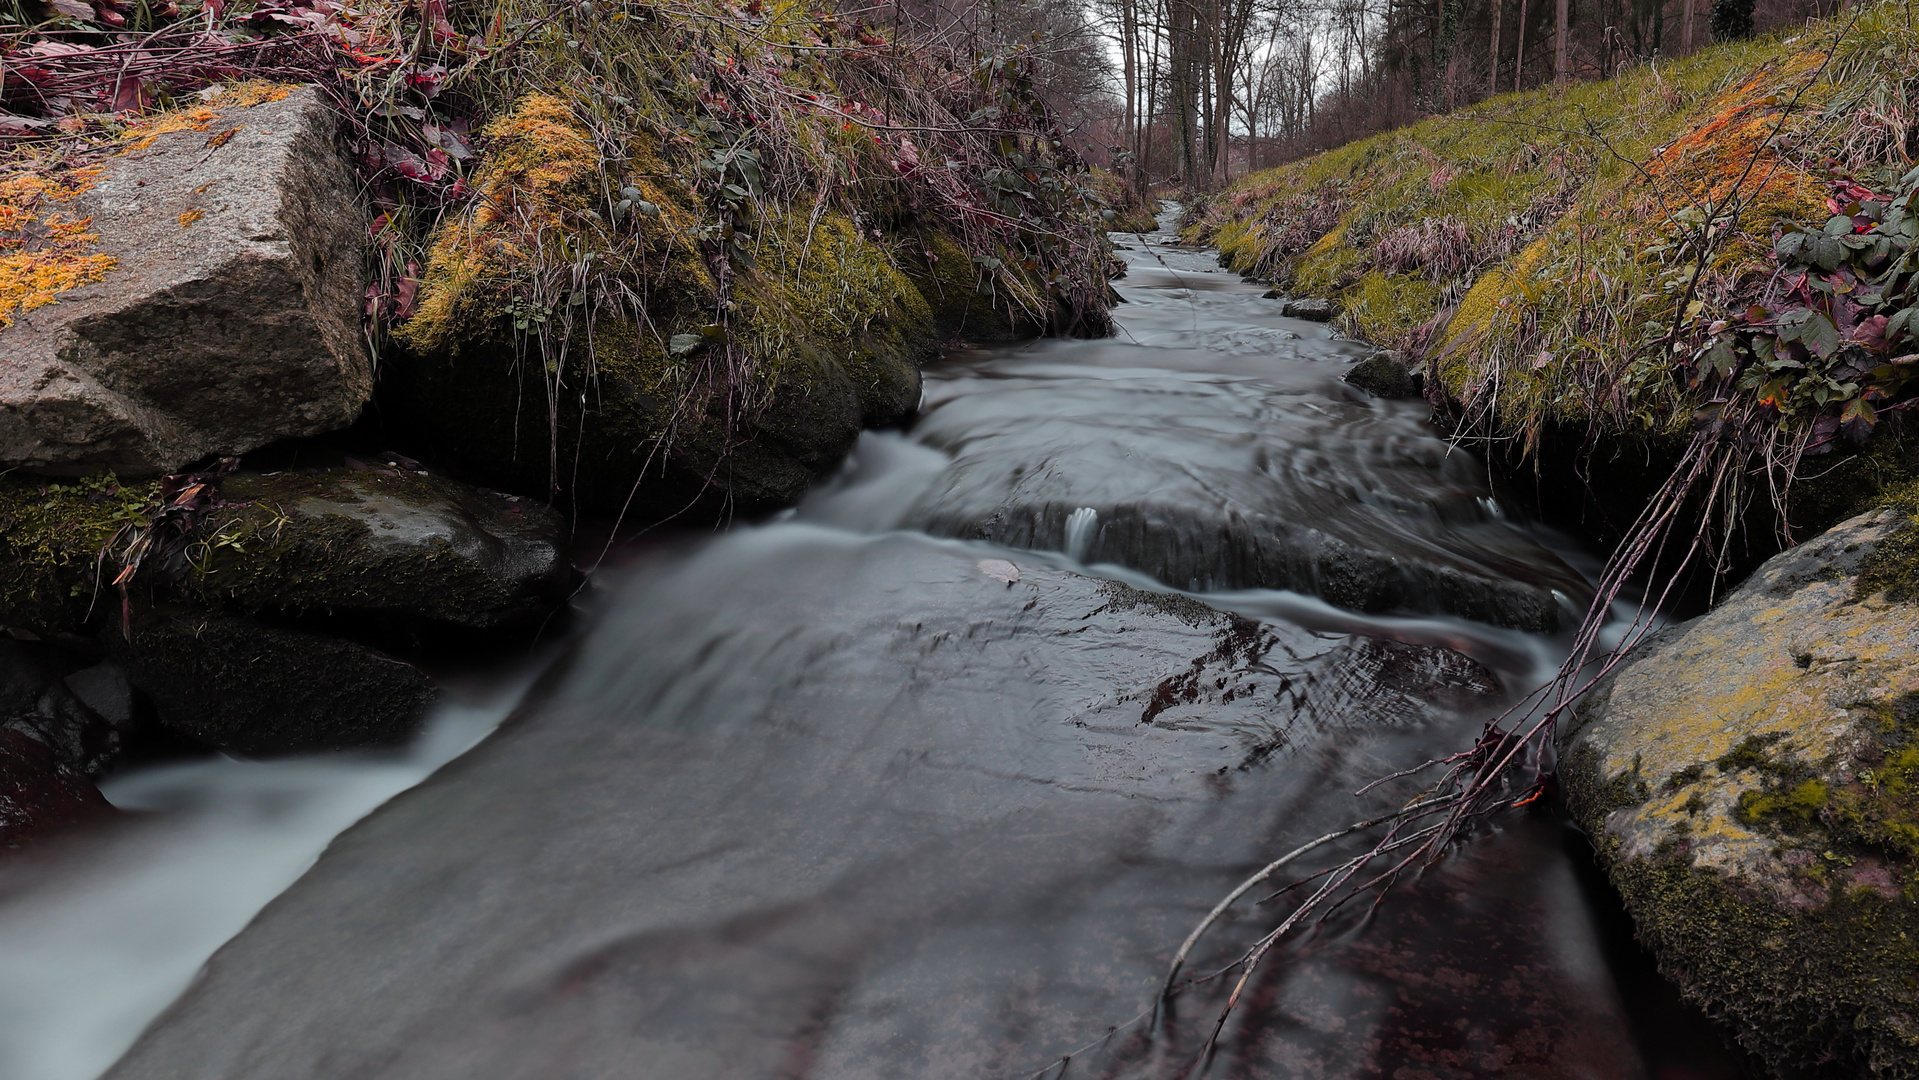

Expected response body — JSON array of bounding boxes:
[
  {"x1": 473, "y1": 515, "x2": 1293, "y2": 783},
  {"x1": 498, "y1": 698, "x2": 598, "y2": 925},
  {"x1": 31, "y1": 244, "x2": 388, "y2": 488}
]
[{"x1": 0, "y1": 86, "x2": 370, "y2": 476}]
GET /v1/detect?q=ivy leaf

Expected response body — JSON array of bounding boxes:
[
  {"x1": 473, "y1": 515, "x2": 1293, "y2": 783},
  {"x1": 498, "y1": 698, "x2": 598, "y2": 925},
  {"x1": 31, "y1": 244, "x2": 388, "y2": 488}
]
[{"x1": 1888, "y1": 305, "x2": 1918, "y2": 342}]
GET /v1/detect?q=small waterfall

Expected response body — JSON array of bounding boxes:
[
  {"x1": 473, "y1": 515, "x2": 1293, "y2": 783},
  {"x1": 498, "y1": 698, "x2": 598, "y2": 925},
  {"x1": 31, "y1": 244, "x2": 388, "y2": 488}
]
[{"x1": 1064, "y1": 506, "x2": 1098, "y2": 562}]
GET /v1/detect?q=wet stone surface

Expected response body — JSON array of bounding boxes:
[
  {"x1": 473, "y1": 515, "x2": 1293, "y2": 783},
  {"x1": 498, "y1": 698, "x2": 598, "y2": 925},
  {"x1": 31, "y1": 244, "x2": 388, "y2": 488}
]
[
  {"x1": 100, "y1": 529, "x2": 1662, "y2": 1080},
  {"x1": 835, "y1": 242, "x2": 1591, "y2": 631}
]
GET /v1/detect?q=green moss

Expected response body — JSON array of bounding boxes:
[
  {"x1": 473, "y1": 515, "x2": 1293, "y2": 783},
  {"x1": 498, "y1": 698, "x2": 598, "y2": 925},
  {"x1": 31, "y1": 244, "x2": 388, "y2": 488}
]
[
  {"x1": 1738, "y1": 778, "x2": 1831, "y2": 828},
  {"x1": 1603, "y1": 847, "x2": 1919, "y2": 1075},
  {"x1": 390, "y1": 200, "x2": 933, "y2": 512},
  {"x1": 1717, "y1": 731, "x2": 1791, "y2": 775},
  {"x1": 1083, "y1": 167, "x2": 1160, "y2": 233},
  {"x1": 1340, "y1": 270, "x2": 1443, "y2": 353},
  {"x1": 0, "y1": 471, "x2": 154, "y2": 632},
  {"x1": 1847, "y1": 481, "x2": 1919, "y2": 603},
  {"x1": 895, "y1": 227, "x2": 1047, "y2": 343}
]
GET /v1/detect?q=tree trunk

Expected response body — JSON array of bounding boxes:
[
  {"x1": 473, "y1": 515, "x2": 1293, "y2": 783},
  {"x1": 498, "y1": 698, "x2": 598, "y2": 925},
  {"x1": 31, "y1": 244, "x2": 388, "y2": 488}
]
[
  {"x1": 1488, "y1": 0, "x2": 1502, "y2": 95},
  {"x1": 1513, "y1": 0, "x2": 1527, "y2": 91},
  {"x1": 1681, "y1": 0, "x2": 1694, "y2": 50},
  {"x1": 1553, "y1": 0, "x2": 1569, "y2": 82}
]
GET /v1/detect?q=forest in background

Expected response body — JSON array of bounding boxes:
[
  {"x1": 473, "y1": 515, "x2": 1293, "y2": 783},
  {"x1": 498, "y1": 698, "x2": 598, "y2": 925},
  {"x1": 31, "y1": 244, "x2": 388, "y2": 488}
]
[{"x1": 867, "y1": 0, "x2": 1857, "y2": 190}]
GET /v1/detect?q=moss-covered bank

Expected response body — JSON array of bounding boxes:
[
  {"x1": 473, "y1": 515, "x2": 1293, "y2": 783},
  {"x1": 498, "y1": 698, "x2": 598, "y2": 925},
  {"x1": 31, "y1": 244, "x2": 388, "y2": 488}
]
[
  {"x1": 369, "y1": 0, "x2": 1122, "y2": 514},
  {"x1": 1184, "y1": 4, "x2": 1916, "y2": 463}
]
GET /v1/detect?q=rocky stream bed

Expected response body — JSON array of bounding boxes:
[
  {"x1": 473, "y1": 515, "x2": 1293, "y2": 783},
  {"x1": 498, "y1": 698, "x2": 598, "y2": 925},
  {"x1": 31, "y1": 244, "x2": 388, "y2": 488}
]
[{"x1": 0, "y1": 203, "x2": 1787, "y2": 1079}]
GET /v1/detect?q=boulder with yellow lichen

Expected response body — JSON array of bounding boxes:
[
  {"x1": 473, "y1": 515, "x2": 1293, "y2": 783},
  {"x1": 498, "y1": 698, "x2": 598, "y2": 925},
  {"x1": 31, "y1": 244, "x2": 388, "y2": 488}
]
[
  {"x1": 0, "y1": 84, "x2": 370, "y2": 477},
  {"x1": 1563, "y1": 506, "x2": 1919, "y2": 1076}
]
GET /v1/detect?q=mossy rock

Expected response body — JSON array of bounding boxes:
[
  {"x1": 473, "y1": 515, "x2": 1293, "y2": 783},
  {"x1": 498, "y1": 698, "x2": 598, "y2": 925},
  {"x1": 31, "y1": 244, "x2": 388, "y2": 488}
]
[
  {"x1": 894, "y1": 227, "x2": 1048, "y2": 344},
  {"x1": 0, "y1": 472, "x2": 153, "y2": 634},
  {"x1": 177, "y1": 467, "x2": 572, "y2": 633},
  {"x1": 1562, "y1": 510, "x2": 1919, "y2": 1075}
]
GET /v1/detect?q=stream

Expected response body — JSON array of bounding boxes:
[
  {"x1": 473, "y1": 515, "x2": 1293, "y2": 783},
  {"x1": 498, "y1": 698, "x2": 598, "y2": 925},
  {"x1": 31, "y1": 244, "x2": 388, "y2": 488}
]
[{"x1": 0, "y1": 209, "x2": 1748, "y2": 1079}]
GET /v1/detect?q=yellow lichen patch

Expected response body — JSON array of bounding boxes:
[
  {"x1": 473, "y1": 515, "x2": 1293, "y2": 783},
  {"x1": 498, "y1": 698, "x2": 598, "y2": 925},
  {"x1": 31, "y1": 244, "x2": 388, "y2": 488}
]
[
  {"x1": 0, "y1": 167, "x2": 116, "y2": 329},
  {"x1": 119, "y1": 80, "x2": 294, "y2": 151},
  {"x1": 399, "y1": 93, "x2": 708, "y2": 355}
]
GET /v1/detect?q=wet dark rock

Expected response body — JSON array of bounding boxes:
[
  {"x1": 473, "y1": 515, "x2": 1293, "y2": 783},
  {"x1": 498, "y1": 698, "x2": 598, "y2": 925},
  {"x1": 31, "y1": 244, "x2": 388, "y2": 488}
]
[
  {"x1": 893, "y1": 353, "x2": 1589, "y2": 631},
  {"x1": 171, "y1": 467, "x2": 573, "y2": 634},
  {"x1": 97, "y1": 529, "x2": 1685, "y2": 1080},
  {"x1": 105, "y1": 606, "x2": 438, "y2": 758},
  {"x1": 0, "y1": 728, "x2": 112, "y2": 853},
  {"x1": 1344, "y1": 350, "x2": 1423, "y2": 398},
  {"x1": 1563, "y1": 509, "x2": 1919, "y2": 1076},
  {"x1": 0, "y1": 639, "x2": 133, "y2": 776},
  {"x1": 1281, "y1": 297, "x2": 1336, "y2": 320}
]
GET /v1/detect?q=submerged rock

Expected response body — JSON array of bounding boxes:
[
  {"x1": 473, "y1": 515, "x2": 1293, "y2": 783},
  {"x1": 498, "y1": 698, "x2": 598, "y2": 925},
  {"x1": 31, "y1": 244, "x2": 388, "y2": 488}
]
[
  {"x1": 1344, "y1": 349, "x2": 1423, "y2": 399},
  {"x1": 895, "y1": 353, "x2": 1589, "y2": 631},
  {"x1": 106, "y1": 605, "x2": 437, "y2": 758},
  {"x1": 0, "y1": 86, "x2": 370, "y2": 477},
  {"x1": 97, "y1": 530, "x2": 1715, "y2": 1080},
  {"x1": 0, "y1": 639, "x2": 134, "y2": 777},
  {"x1": 1563, "y1": 508, "x2": 1919, "y2": 1076}
]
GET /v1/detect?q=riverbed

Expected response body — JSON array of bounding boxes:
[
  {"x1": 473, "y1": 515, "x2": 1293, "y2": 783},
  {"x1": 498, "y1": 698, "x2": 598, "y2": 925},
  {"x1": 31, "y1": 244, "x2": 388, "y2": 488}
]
[{"x1": 0, "y1": 209, "x2": 1748, "y2": 1079}]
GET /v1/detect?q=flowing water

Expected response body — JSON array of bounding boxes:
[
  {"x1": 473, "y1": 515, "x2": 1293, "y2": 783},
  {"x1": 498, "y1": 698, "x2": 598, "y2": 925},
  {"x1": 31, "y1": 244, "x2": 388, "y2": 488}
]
[{"x1": 0, "y1": 210, "x2": 1747, "y2": 1079}]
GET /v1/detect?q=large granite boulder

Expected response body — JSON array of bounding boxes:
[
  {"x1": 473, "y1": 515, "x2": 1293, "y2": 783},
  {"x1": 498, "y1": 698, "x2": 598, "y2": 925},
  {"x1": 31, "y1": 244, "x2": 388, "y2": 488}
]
[
  {"x1": 1562, "y1": 507, "x2": 1919, "y2": 1076},
  {"x1": 0, "y1": 85, "x2": 369, "y2": 477}
]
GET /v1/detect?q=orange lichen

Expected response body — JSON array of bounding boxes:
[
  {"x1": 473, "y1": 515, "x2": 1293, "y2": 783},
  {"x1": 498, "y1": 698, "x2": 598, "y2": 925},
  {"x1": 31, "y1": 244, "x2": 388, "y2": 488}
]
[
  {"x1": 0, "y1": 167, "x2": 115, "y2": 329},
  {"x1": 178, "y1": 208, "x2": 204, "y2": 227},
  {"x1": 119, "y1": 81, "x2": 293, "y2": 150},
  {"x1": 1643, "y1": 54, "x2": 1828, "y2": 263},
  {"x1": 400, "y1": 93, "x2": 705, "y2": 353}
]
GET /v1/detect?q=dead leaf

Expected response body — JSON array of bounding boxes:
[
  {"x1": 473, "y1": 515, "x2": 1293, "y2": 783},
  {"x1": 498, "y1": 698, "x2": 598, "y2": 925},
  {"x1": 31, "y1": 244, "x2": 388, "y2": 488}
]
[
  {"x1": 203, "y1": 127, "x2": 239, "y2": 149},
  {"x1": 977, "y1": 559, "x2": 1020, "y2": 585}
]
